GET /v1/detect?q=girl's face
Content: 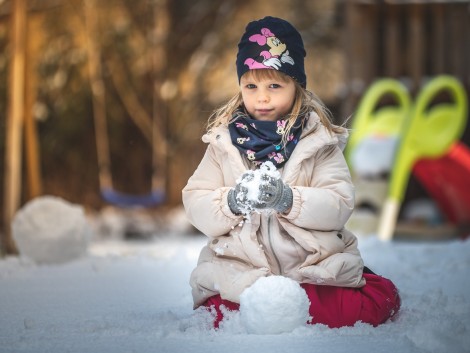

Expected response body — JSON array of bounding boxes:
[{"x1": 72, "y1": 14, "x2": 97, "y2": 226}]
[{"x1": 240, "y1": 71, "x2": 296, "y2": 121}]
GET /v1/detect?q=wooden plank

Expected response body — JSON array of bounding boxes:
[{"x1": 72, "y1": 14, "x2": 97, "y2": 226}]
[
  {"x1": 343, "y1": 3, "x2": 379, "y2": 117},
  {"x1": 447, "y1": 4, "x2": 469, "y2": 82},
  {"x1": 431, "y1": 4, "x2": 445, "y2": 74},
  {"x1": 407, "y1": 4, "x2": 425, "y2": 93},
  {"x1": 362, "y1": 5, "x2": 379, "y2": 84},
  {"x1": 343, "y1": 2, "x2": 363, "y2": 118},
  {"x1": 385, "y1": 4, "x2": 402, "y2": 77}
]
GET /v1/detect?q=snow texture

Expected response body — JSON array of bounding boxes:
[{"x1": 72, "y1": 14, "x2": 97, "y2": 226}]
[
  {"x1": 1, "y1": 210, "x2": 470, "y2": 353},
  {"x1": 12, "y1": 196, "x2": 91, "y2": 264},
  {"x1": 236, "y1": 161, "x2": 281, "y2": 215},
  {"x1": 351, "y1": 136, "x2": 398, "y2": 177},
  {"x1": 240, "y1": 276, "x2": 310, "y2": 334}
]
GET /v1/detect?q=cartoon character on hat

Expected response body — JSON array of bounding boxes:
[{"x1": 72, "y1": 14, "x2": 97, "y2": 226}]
[{"x1": 244, "y1": 28, "x2": 295, "y2": 70}]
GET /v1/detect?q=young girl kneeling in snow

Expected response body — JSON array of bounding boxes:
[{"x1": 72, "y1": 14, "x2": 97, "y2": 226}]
[{"x1": 183, "y1": 16, "x2": 400, "y2": 329}]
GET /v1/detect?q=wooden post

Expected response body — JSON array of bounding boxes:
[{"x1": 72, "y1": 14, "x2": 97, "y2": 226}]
[
  {"x1": 408, "y1": 4, "x2": 424, "y2": 93},
  {"x1": 3, "y1": 0, "x2": 27, "y2": 255},
  {"x1": 385, "y1": 4, "x2": 401, "y2": 77},
  {"x1": 343, "y1": 3, "x2": 379, "y2": 118},
  {"x1": 343, "y1": 2, "x2": 366, "y2": 118},
  {"x1": 431, "y1": 4, "x2": 445, "y2": 75},
  {"x1": 447, "y1": 4, "x2": 468, "y2": 82}
]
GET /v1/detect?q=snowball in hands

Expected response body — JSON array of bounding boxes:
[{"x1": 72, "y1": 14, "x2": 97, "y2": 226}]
[
  {"x1": 232, "y1": 161, "x2": 283, "y2": 214},
  {"x1": 12, "y1": 196, "x2": 91, "y2": 264},
  {"x1": 240, "y1": 276, "x2": 310, "y2": 334},
  {"x1": 242, "y1": 161, "x2": 280, "y2": 199}
]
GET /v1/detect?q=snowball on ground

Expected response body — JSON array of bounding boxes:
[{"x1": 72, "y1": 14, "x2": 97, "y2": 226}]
[
  {"x1": 12, "y1": 195, "x2": 92, "y2": 264},
  {"x1": 239, "y1": 275, "x2": 310, "y2": 334}
]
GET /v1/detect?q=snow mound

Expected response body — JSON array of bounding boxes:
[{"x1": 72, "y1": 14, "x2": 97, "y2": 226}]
[
  {"x1": 239, "y1": 275, "x2": 310, "y2": 334},
  {"x1": 12, "y1": 196, "x2": 92, "y2": 264},
  {"x1": 351, "y1": 136, "x2": 398, "y2": 177}
]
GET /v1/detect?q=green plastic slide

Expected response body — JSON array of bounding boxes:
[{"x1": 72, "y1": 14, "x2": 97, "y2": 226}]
[
  {"x1": 346, "y1": 79, "x2": 411, "y2": 167},
  {"x1": 378, "y1": 75, "x2": 468, "y2": 240}
]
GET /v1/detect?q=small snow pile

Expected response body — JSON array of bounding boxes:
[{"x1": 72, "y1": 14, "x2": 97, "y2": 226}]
[
  {"x1": 351, "y1": 135, "x2": 398, "y2": 177},
  {"x1": 239, "y1": 276, "x2": 310, "y2": 334},
  {"x1": 236, "y1": 161, "x2": 280, "y2": 215},
  {"x1": 12, "y1": 196, "x2": 92, "y2": 264}
]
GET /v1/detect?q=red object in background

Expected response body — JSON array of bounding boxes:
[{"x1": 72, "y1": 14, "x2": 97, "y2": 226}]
[
  {"x1": 203, "y1": 273, "x2": 400, "y2": 329},
  {"x1": 413, "y1": 142, "x2": 470, "y2": 231}
]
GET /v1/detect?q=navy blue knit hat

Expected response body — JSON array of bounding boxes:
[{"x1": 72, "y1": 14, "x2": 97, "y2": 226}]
[{"x1": 236, "y1": 17, "x2": 307, "y2": 88}]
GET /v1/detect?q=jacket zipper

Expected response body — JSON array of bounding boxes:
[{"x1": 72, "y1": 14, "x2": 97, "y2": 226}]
[{"x1": 268, "y1": 215, "x2": 283, "y2": 275}]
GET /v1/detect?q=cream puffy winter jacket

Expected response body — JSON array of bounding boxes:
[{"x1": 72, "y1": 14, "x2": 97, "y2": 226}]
[{"x1": 182, "y1": 112, "x2": 365, "y2": 308}]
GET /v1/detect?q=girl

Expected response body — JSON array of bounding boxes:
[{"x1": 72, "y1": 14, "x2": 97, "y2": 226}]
[{"x1": 182, "y1": 16, "x2": 400, "y2": 329}]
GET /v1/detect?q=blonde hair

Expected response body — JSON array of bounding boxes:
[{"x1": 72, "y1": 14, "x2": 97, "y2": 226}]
[{"x1": 206, "y1": 70, "x2": 343, "y2": 143}]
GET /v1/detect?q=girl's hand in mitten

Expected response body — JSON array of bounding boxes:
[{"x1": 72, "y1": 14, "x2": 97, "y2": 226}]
[
  {"x1": 255, "y1": 174, "x2": 293, "y2": 213},
  {"x1": 227, "y1": 172, "x2": 255, "y2": 215}
]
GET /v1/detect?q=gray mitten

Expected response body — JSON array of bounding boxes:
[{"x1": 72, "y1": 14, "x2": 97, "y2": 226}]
[
  {"x1": 227, "y1": 172, "x2": 255, "y2": 215},
  {"x1": 255, "y1": 174, "x2": 293, "y2": 213}
]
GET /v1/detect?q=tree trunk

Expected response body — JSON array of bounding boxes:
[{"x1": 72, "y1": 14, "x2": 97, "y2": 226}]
[{"x1": 2, "y1": 0, "x2": 27, "y2": 255}]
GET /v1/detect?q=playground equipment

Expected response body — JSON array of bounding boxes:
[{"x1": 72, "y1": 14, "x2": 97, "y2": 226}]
[
  {"x1": 345, "y1": 79, "x2": 411, "y2": 166},
  {"x1": 378, "y1": 76, "x2": 468, "y2": 240},
  {"x1": 413, "y1": 143, "x2": 470, "y2": 225},
  {"x1": 345, "y1": 79, "x2": 411, "y2": 235},
  {"x1": 347, "y1": 75, "x2": 469, "y2": 241}
]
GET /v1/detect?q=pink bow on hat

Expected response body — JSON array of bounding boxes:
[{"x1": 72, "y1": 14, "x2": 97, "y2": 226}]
[{"x1": 248, "y1": 28, "x2": 275, "y2": 46}]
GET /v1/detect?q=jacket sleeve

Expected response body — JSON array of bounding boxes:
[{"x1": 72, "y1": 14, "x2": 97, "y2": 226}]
[
  {"x1": 182, "y1": 145, "x2": 243, "y2": 237},
  {"x1": 281, "y1": 145, "x2": 354, "y2": 231}
]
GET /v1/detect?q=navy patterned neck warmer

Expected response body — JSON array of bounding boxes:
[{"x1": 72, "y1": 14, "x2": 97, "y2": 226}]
[{"x1": 228, "y1": 109, "x2": 304, "y2": 168}]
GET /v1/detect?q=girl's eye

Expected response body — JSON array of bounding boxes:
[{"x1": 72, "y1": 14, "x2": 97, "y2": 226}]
[
  {"x1": 246, "y1": 84, "x2": 256, "y2": 89},
  {"x1": 270, "y1": 83, "x2": 281, "y2": 89}
]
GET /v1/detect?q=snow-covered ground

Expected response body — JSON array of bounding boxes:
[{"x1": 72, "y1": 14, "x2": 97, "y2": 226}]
[{"x1": 1, "y1": 206, "x2": 470, "y2": 353}]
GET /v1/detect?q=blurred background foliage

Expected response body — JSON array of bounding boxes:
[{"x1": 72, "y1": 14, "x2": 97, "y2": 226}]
[
  {"x1": 0, "y1": 0, "x2": 469, "y2": 224},
  {"x1": 0, "y1": 0, "x2": 346, "y2": 212}
]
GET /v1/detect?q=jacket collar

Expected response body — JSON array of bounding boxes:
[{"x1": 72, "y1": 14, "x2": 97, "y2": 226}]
[
  {"x1": 202, "y1": 112, "x2": 348, "y2": 180},
  {"x1": 203, "y1": 125, "x2": 248, "y2": 177}
]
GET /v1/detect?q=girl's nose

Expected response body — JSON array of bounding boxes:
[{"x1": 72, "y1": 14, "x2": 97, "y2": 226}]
[{"x1": 257, "y1": 90, "x2": 269, "y2": 103}]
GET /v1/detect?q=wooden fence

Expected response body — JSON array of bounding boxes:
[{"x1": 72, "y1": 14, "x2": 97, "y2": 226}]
[{"x1": 343, "y1": 0, "x2": 470, "y2": 117}]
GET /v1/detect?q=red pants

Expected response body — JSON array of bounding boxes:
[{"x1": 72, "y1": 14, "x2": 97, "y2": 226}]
[{"x1": 202, "y1": 273, "x2": 400, "y2": 329}]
